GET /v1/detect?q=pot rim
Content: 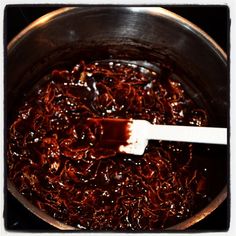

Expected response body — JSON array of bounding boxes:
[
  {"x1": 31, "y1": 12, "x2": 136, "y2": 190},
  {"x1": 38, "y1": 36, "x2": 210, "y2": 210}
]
[
  {"x1": 7, "y1": 6, "x2": 227, "y2": 61},
  {"x1": 6, "y1": 6, "x2": 228, "y2": 230}
]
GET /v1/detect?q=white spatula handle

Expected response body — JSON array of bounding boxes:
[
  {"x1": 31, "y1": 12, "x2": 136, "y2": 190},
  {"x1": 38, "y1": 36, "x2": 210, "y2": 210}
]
[{"x1": 148, "y1": 124, "x2": 227, "y2": 145}]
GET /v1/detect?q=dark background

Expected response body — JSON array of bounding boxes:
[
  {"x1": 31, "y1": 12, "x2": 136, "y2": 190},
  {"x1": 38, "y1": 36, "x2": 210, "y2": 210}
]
[{"x1": 4, "y1": 5, "x2": 230, "y2": 232}]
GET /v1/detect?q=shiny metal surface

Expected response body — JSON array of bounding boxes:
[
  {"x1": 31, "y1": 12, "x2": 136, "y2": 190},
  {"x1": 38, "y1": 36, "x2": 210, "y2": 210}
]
[{"x1": 7, "y1": 7, "x2": 228, "y2": 230}]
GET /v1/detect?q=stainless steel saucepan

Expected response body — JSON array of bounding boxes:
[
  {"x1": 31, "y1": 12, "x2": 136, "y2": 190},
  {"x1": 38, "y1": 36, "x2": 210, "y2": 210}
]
[{"x1": 6, "y1": 7, "x2": 228, "y2": 230}]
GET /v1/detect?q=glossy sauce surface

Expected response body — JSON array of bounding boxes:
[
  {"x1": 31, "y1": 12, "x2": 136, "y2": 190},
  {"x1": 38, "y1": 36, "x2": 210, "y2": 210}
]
[{"x1": 7, "y1": 60, "x2": 208, "y2": 230}]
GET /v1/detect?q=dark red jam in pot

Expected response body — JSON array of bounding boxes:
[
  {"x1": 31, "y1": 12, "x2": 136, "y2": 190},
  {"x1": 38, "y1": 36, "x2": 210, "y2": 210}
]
[{"x1": 7, "y1": 60, "x2": 209, "y2": 230}]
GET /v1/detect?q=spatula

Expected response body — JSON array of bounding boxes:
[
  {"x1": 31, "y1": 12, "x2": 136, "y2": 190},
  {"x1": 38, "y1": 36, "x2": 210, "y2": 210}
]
[{"x1": 88, "y1": 118, "x2": 227, "y2": 155}]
